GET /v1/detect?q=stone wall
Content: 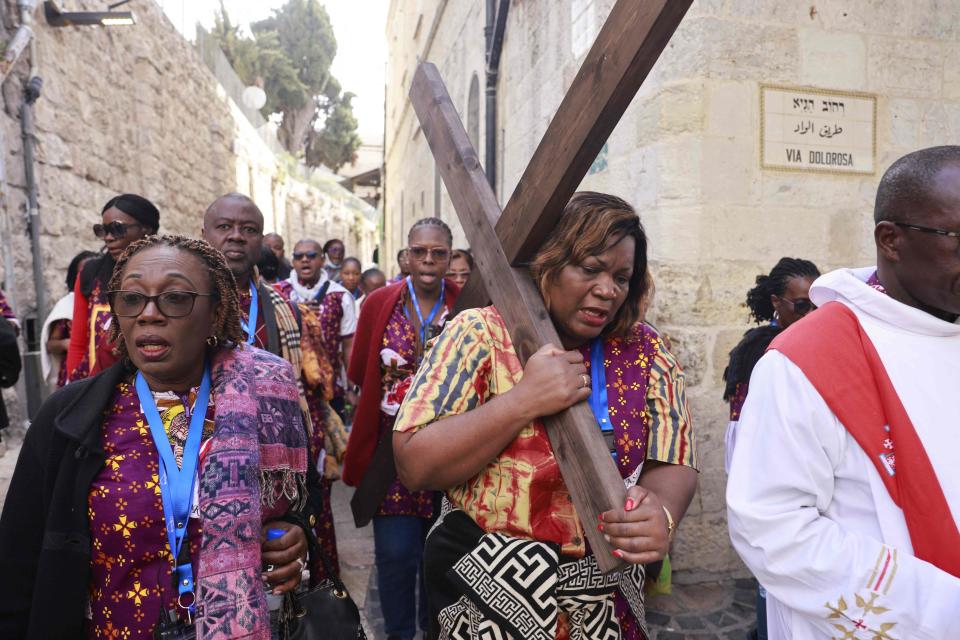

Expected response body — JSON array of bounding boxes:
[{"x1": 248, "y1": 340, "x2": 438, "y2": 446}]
[
  {"x1": 384, "y1": 0, "x2": 960, "y2": 580},
  {"x1": 0, "y1": 0, "x2": 377, "y2": 316},
  {"x1": 0, "y1": 0, "x2": 377, "y2": 431}
]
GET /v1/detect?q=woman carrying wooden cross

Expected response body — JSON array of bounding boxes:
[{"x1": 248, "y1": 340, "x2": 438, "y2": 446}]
[{"x1": 393, "y1": 192, "x2": 699, "y2": 639}]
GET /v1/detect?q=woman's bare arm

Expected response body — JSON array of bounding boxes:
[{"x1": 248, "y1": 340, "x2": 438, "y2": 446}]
[{"x1": 394, "y1": 344, "x2": 591, "y2": 491}]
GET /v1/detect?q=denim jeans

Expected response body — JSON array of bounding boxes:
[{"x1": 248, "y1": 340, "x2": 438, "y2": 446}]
[{"x1": 373, "y1": 515, "x2": 430, "y2": 640}]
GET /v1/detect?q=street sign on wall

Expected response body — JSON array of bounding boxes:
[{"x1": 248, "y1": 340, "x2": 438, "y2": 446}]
[{"x1": 761, "y1": 85, "x2": 877, "y2": 176}]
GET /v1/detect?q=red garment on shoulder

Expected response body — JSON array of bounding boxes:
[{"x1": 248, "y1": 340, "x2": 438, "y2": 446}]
[
  {"x1": 770, "y1": 301, "x2": 960, "y2": 577},
  {"x1": 343, "y1": 279, "x2": 459, "y2": 486}
]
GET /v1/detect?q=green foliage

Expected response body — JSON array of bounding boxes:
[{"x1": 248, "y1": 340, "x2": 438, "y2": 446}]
[
  {"x1": 307, "y1": 92, "x2": 362, "y2": 169},
  {"x1": 212, "y1": 0, "x2": 361, "y2": 170}
]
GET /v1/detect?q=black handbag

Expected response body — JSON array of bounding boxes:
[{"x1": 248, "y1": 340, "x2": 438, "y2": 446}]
[{"x1": 280, "y1": 519, "x2": 366, "y2": 640}]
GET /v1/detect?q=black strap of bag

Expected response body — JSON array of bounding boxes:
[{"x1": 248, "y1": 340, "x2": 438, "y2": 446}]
[{"x1": 281, "y1": 492, "x2": 366, "y2": 640}]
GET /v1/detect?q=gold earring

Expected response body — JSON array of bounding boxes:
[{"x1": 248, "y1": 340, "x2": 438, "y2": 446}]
[{"x1": 206, "y1": 335, "x2": 219, "y2": 348}]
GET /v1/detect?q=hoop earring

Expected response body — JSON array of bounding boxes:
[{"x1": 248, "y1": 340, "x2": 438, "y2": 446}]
[
  {"x1": 773, "y1": 310, "x2": 781, "y2": 321},
  {"x1": 206, "y1": 335, "x2": 219, "y2": 348}
]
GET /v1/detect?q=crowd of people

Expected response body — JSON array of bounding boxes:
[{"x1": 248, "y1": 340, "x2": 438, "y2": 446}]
[{"x1": 0, "y1": 143, "x2": 958, "y2": 640}]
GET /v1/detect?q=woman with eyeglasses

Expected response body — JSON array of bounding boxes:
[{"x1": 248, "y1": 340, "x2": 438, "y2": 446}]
[
  {"x1": 343, "y1": 217, "x2": 460, "y2": 640},
  {"x1": 721, "y1": 256, "x2": 820, "y2": 640},
  {"x1": 65, "y1": 194, "x2": 159, "y2": 382},
  {"x1": 0, "y1": 235, "x2": 310, "y2": 639},
  {"x1": 445, "y1": 249, "x2": 474, "y2": 289}
]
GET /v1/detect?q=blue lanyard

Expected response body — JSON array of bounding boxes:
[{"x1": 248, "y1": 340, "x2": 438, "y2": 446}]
[
  {"x1": 588, "y1": 338, "x2": 612, "y2": 433},
  {"x1": 405, "y1": 276, "x2": 445, "y2": 345},
  {"x1": 241, "y1": 281, "x2": 258, "y2": 345},
  {"x1": 135, "y1": 364, "x2": 212, "y2": 612}
]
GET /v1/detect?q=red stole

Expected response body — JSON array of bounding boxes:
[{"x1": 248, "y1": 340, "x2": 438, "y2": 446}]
[
  {"x1": 770, "y1": 301, "x2": 960, "y2": 577},
  {"x1": 343, "y1": 278, "x2": 460, "y2": 487}
]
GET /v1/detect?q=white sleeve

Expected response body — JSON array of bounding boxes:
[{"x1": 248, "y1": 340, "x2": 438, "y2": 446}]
[
  {"x1": 339, "y1": 292, "x2": 357, "y2": 337},
  {"x1": 726, "y1": 352, "x2": 960, "y2": 639}
]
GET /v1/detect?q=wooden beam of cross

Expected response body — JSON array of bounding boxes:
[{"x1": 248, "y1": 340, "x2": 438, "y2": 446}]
[
  {"x1": 409, "y1": 0, "x2": 691, "y2": 573},
  {"x1": 456, "y1": 0, "x2": 693, "y2": 312}
]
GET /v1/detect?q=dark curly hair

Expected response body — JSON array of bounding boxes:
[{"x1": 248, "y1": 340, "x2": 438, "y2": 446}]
[
  {"x1": 745, "y1": 257, "x2": 820, "y2": 323},
  {"x1": 106, "y1": 235, "x2": 245, "y2": 359}
]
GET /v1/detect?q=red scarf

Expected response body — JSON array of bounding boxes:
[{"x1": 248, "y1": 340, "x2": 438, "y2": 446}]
[
  {"x1": 771, "y1": 302, "x2": 960, "y2": 576},
  {"x1": 343, "y1": 278, "x2": 460, "y2": 486}
]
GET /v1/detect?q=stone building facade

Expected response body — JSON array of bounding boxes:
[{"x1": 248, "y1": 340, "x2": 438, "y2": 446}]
[
  {"x1": 0, "y1": 0, "x2": 376, "y2": 429},
  {"x1": 383, "y1": 0, "x2": 960, "y2": 580}
]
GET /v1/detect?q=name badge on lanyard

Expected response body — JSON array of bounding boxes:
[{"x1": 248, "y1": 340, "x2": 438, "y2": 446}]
[
  {"x1": 588, "y1": 338, "x2": 617, "y2": 462},
  {"x1": 135, "y1": 363, "x2": 212, "y2": 614}
]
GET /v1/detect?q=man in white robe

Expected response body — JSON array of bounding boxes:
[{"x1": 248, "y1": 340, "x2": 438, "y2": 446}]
[{"x1": 727, "y1": 146, "x2": 960, "y2": 639}]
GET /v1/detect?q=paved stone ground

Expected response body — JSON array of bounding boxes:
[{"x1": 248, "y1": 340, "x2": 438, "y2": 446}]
[
  {"x1": 0, "y1": 438, "x2": 756, "y2": 640},
  {"x1": 646, "y1": 578, "x2": 758, "y2": 639}
]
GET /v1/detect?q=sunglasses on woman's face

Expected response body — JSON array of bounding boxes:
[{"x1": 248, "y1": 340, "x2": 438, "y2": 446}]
[
  {"x1": 293, "y1": 251, "x2": 320, "y2": 261},
  {"x1": 781, "y1": 296, "x2": 815, "y2": 315},
  {"x1": 93, "y1": 221, "x2": 141, "y2": 239},
  {"x1": 408, "y1": 246, "x2": 450, "y2": 261}
]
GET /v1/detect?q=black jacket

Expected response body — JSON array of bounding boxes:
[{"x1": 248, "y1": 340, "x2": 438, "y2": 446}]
[
  {"x1": 0, "y1": 317, "x2": 21, "y2": 431},
  {"x1": 0, "y1": 359, "x2": 322, "y2": 639},
  {"x1": 0, "y1": 362, "x2": 125, "y2": 639}
]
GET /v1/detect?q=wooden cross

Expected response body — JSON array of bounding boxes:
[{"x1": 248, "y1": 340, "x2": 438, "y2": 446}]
[{"x1": 409, "y1": 0, "x2": 692, "y2": 572}]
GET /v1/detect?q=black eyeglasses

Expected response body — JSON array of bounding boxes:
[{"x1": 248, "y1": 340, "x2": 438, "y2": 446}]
[
  {"x1": 893, "y1": 221, "x2": 960, "y2": 239},
  {"x1": 293, "y1": 251, "x2": 320, "y2": 261},
  {"x1": 108, "y1": 290, "x2": 218, "y2": 318},
  {"x1": 408, "y1": 246, "x2": 450, "y2": 261},
  {"x1": 780, "y1": 296, "x2": 815, "y2": 315},
  {"x1": 94, "y1": 221, "x2": 142, "y2": 239}
]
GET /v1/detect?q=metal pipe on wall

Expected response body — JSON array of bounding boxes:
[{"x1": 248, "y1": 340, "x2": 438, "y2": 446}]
[
  {"x1": 484, "y1": 0, "x2": 509, "y2": 194},
  {"x1": 21, "y1": 75, "x2": 45, "y2": 417}
]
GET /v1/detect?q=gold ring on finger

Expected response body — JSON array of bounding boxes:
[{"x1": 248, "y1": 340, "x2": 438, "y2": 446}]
[{"x1": 581, "y1": 374, "x2": 590, "y2": 388}]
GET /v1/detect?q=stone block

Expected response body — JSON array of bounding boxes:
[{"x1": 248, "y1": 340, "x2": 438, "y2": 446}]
[
  {"x1": 867, "y1": 36, "x2": 942, "y2": 99},
  {"x1": 652, "y1": 262, "x2": 753, "y2": 328},
  {"x1": 944, "y1": 44, "x2": 960, "y2": 100},
  {"x1": 662, "y1": 328, "x2": 709, "y2": 388},
  {"x1": 798, "y1": 28, "x2": 867, "y2": 90},
  {"x1": 705, "y1": 81, "x2": 756, "y2": 141},
  {"x1": 759, "y1": 171, "x2": 875, "y2": 210},
  {"x1": 36, "y1": 133, "x2": 73, "y2": 170},
  {"x1": 883, "y1": 98, "x2": 919, "y2": 149},
  {"x1": 655, "y1": 17, "x2": 799, "y2": 86},
  {"x1": 827, "y1": 207, "x2": 875, "y2": 266},
  {"x1": 713, "y1": 327, "x2": 752, "y2": 386},
  {"x1": 724, "y1": 0, "x2": 813, "y2": 24},
  {"x1": 701, "y1": 137, "x2": 759, "y2": 206},
  {"x1": 643, "y1": 205, "x2": 702, "y2": 265},
  {"x1": 657, "y1": 137, "x2": 702, "y2": 205}
]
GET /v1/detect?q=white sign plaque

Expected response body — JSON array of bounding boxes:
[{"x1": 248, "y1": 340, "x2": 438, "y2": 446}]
[{"x1": 761, "y1": 85, "x2": 876, "y2": 175}]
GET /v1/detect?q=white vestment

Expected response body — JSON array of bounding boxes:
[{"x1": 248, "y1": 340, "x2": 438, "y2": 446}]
[{"x1": 727, "y1": 267, "x2": 960, "y2": 639}]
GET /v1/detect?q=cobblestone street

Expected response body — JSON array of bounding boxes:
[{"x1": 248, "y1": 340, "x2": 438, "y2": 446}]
[{"x1": 0, "y1": 429, "x2": 756, "y2": 640}]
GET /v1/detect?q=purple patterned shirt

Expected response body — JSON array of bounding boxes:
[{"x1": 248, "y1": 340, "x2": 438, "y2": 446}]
[
  {"x1": 377, "y1": 291, "x2": 449, "y2": 518},
  {"x1": 86, "y1": 382, "x2": 215, "y2": 638}
]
